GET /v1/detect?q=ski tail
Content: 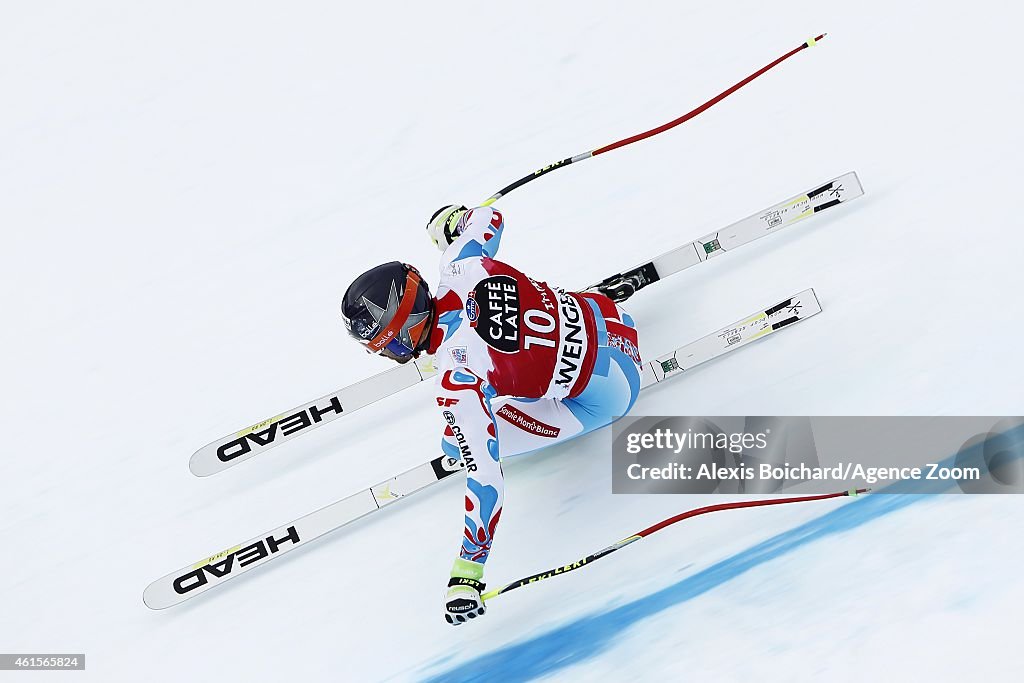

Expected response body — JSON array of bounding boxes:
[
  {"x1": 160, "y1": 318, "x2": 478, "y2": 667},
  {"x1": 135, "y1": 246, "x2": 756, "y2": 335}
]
[
  {"x1": 642, "y1": 288, "x2": 821, "y2": 386},
  {"x1": 590, "y1": 172, "x2": 862, "y2": 302}
]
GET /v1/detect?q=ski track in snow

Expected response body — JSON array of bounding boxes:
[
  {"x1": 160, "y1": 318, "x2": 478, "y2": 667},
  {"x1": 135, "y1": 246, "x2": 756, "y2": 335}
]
[{"x1": 418, "y1": 463, "x2": 961, "y2": 682}]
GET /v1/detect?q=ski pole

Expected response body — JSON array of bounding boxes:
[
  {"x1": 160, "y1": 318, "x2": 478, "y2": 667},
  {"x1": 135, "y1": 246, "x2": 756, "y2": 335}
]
[
  {"x1": 479, "y1": 34, "x2": 826, "y2": 207},
  {"x1": 482, "y1": 486, "x2": 865, "y2": 602}
]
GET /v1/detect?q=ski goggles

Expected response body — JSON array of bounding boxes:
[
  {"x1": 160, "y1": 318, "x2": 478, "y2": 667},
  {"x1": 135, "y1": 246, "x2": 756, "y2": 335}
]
[
  {"x1": 352, "y1": 331, "x2": 416, "y2": 363},
  {"x1": 379, "y1": 337, "x2": 417, "y2": 363}
]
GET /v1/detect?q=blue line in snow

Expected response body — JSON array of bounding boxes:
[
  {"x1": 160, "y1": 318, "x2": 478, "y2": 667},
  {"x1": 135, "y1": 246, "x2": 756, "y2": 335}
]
[{"x1": 422, "y1": 468, "x2": 959, "y2": 682}]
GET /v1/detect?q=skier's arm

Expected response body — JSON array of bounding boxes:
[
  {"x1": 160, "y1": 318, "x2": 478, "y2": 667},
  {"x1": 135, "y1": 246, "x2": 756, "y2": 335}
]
[
  {"x1": 440, "y1": 207, "x2": 505, "y2": 264},
  {"x1": 436, "y1": 368, "x2": 504, "y2": 566}
]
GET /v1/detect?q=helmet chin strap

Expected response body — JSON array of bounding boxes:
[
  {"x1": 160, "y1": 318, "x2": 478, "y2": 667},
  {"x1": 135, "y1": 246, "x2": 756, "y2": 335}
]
[
  {"x1": 413, "y1": 298, "x2": 437, "y2": 355},
  {"x1": 420, "y1": 297, "x2": 445, "y2": 356}
]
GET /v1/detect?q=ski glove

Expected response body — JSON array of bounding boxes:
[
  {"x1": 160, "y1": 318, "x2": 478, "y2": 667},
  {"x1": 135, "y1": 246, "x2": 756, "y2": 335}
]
[
  {"x1": 444, "y1": 557, "x2": 486, "y2": 625},
  {"x1": 444, "y1": 577, "x2": 486, "y2": 625},
  {"x1": 427, "y1": 204, "x2": 468, "y2": 251}
]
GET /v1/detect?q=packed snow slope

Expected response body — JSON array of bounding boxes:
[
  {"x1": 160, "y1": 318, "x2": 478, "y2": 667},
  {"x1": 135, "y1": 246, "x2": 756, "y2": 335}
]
[{"x1": 2, "y1": 1, "x2": 1023, "y2": 681}]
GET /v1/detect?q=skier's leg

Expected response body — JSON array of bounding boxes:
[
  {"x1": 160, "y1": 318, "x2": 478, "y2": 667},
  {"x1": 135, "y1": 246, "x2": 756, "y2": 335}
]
[
  {"x1": 493, "y1": 295, "x2": 642, "y2": 457},
  {"x1": 489, "y1": 396, "x2": 586, "y2": 457},
  {"x1": 561, "y1": 296, "x2": 642, "y2": 431}
]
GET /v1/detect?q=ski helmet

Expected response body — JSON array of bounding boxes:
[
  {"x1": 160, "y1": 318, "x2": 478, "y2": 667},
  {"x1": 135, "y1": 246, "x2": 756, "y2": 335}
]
[{"x1": 341, "y1": 262, "x2": 434, "y2": 362}]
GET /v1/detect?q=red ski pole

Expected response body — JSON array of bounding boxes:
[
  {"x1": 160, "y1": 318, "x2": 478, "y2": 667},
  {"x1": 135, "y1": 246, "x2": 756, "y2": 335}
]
[
  {"x1": 480, "y1": 35, "x2": 826, "y2": 207},
  {"x1": 482, "y1": 485, "x2": 865, "y2": 601}
]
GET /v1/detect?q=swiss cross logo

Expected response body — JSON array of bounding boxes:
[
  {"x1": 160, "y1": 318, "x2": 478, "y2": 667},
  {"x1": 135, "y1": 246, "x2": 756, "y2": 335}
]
[{"x1": 437, "y1": 397, "x2": 460, "y2": 407}]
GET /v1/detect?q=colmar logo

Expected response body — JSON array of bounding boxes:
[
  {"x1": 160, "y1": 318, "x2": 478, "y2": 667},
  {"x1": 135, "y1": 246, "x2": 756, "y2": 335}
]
[
  {"x1": 466, "y1": 291, "x2": 479, "y2": 324},
  {"x1": 442, "y1": 410, "x2": 476, "y2": 472}
]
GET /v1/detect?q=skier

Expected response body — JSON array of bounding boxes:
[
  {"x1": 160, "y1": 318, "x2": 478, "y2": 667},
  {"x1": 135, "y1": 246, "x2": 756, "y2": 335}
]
[{"x1": 341, "y1": 205, "x2": 643, "y2": 625}]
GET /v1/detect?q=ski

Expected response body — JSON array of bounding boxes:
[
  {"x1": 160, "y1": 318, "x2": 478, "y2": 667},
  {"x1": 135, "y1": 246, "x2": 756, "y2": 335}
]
[
  {"x1": 189, "y1": 172, "x2": 860, "y2": 477},
  {"x1": 590, "y1": 171, "x2": 862, "y2": 301},
  {"x1": 147, "y1": 288, "x2": 822, "y2": 609},
  {"x1": 189, "y1": 356, "x2": 438, "y2": 476},
  {"x1": 640, "y1": 287, "x2": 821, "y2": 386}
]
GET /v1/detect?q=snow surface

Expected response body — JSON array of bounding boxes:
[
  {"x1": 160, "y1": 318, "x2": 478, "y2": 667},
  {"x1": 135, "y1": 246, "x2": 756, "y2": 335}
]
[{"x1": 2, "y1": 1, "x2": 1023, "y2": 681}]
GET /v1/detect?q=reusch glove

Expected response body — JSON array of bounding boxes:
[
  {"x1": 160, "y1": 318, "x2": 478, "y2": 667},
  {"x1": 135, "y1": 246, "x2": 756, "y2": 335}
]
[{"x1": 426, "y1": 204, "x2": 468, "y2": 251}]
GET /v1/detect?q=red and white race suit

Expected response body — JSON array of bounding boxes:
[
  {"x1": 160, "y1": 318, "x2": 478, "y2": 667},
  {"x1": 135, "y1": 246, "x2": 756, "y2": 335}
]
[{"x1": 428, "y1": 207, "x2": 642, "y2": 566}]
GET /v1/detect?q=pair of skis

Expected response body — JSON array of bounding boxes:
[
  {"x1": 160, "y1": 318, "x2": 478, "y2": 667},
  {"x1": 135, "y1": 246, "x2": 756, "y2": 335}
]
[
  {"x1": 145, "y1": 171, "x2": 864, "y2": 609},
  {"x1": 189, "y1": 171, "x2": 863, "y2": 478}
]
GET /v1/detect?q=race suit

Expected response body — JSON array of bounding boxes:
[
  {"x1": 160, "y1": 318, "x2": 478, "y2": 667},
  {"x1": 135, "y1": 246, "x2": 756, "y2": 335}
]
[{"x1": 427, "y1": 206, "x2": 642, "y2": 567}]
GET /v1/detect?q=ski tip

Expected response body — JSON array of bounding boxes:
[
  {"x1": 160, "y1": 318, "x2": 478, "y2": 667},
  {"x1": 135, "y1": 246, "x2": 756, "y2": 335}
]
[
  {"x1": 188, "y1": 454, "x2": 214, "y2": 478},
  {"x1": 142, "y1": 587, "x2": 168, "y2": 611},
  {"x1": 189, "y1": 448, "x2": 224, "y2": 477}
]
